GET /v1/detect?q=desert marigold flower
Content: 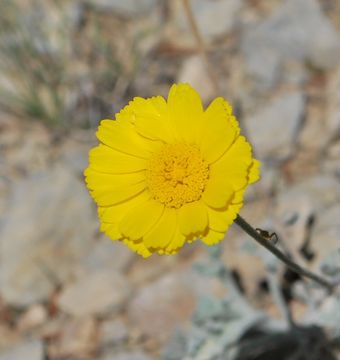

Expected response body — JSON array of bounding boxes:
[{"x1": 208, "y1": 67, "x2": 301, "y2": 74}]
[{"x1": 84, "y1": 84, "x2": 260, "y2": 257}]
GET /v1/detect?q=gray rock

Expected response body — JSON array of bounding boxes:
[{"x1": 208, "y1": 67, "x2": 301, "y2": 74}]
[
  {"x1": 128, "y1": 269, "x2": 224, "y2": 342},
  {"x1": 177, "y1": 0, "x2": 243, "y2": 42},
  {"x1": 102, "y1": 351, "x2": 150, "y2": 360},
  {"x1": 276, "y1": 175, "x2": 340, "y2": 218},
  {"x1": 275, "y1": 190, "x2": 316, "y2": 254},
  {"x1": 310, "y1": 204, "x2": 340, "y2": 268},
  {"x1": 0, "y1": 165, "x2": 96, "y2": 307},
  {"x1": 84, "y1": 0, "x2": 157, "y2": 17},
  {"x1": 177, "y1": 55, "x2": 215, "y2": 103},
  {"x1": 244, "y1": 162, "x2": 279, "y2": 201},
  {"x1": 242, "y1": 45, "x2": 281, "y2": 91},
  {"x1": 323, "y1": 140, "x2": 340, "y2": 177},
  {"x1": 100, "y1": 319, "x2": 128, "y2": 347},
  {"x1": 0, "y1": 340, "x2": 44, "y2": 360},
  {"x1": 301, "y1": 66, "x2": 340, "y2": 152},
  {"x1": 128, "y1": 272, "x2": 195, "y2": 342},
  {"x1": 244, "y1": 92, "x2": 305, "y2": 162},
  {"x1": 81, "y1": 237, "x2": 135, "y2": 274},
  {"x1": 162, "y1": 329, "x2": 187, "y2": 360},
  {"x1": 59, "y1": 140, "x2": 91, "y2": 176},
  {"x1": 314, "y1": 296, "x2": 340, "y2": 337},
  {"x1": 326, "y1": 67, "x2": 340, "y2": 140},
  {"x1": 299, "y1": 105, "x2": 330, "y2": 152},
  {"x1": 58, "y1": 271, "x2": 131, "y2": 317},
  {"x1": 48, "y1": 316, "x2": 98, "y2": 359},
  {"x1": 273, "y1": 175, "x2": 340, "y2": 264},
  {"x1": 17, "y1": 304, "x2": 48, "y2": 332},
  {"x1": 242, "y1": 0, "x2": 340, "y2": 88},
  {"x1": 320, "y1": 248, "x2": 340, "y2": 278}
]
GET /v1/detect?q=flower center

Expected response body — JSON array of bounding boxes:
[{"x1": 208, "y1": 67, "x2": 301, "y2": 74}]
[{"x1": 147, "y1": 143, "x2": 209, "y2": 208}]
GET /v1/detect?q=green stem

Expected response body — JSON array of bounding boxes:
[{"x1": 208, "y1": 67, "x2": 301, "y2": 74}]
[{"x1": 235, "y1": 215, "x2": 334, "y2": 293}]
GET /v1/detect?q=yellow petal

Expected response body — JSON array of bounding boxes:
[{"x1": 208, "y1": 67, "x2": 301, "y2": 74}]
[
  {"x1": 248, "y1": 159, "x2": 261, "y2": 184},
  {"x1": 85, "y1": 166, "x2": 146, "y2": 207},
  {"x1": 210, "y1": 136, "x2": 253, "y2": 191},
  {"x1": 89, "y1": 144, "x2": 147, "y2": 174},
  {"x1": 207, "y1": 203, "x2": 243, "y2": 232},
  {"x1": 130, "y1": 96, "x2": 175, "y2": 143},
  {"x1": 201, "y1": 229, "x2": 225, "y2": 245},
  {"x1": 178, "y1": 201, "x2": 208, "y2": 236},
  {"x1": 232, "y1": 189, "x2": 245, "y2": 204},
  {"x1": 199, "y1": 97, "x2": 239, "y2": 163},
  {"x1": 165, "y1": 225, "x2": 186, "y2": 253},
  {"x1": 117, "y1": 96, "x2": 167, "y2": 123},
  {"x1": 84, "y1": 168, "x2": 144, "y2": 191},
  {"x1": 97, "y1": 119, "x2": 161, "y2": 159},
  {"x1": 148, "y1": 95, "x2": 168, "y2": 115},
  {"x1": 90, "y1": 182, "x2": 146, "y2": 207},
  {"x1": 202, "y1": 177, "x2": 234, "y2": 209},
  {"x1": 167, "y1": 83, "x2": 204, "y2": 143},
  {"x1": 123, "y1": 239, "x2": 152, "y2": 258},
  {"x1": 144, "y1": 207, "x2": 177, "y2": 249},
  {"x1": 98, "y1": 190, "x2": 150, "y2": 225},
  {"x1": 100, "y1": 223, "x2": 121, "y2": 240},
  {"x1": 120, "y1": 199, "x2": 164, "y2": 240}
]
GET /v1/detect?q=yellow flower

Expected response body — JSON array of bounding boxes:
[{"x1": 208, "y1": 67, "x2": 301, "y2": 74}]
[{"x1": 84, "y1": 84, "x2": 260, "y2": 257}]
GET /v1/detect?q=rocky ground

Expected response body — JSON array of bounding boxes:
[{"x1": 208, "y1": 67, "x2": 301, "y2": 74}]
[{"x1": 0, "y1": 0, "x2": 339, "y2": 359}]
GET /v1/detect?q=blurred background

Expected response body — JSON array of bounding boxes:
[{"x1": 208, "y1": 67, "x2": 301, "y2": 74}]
[{"x1": 0, "y1": 0, "x2": 339, "y2": 359}]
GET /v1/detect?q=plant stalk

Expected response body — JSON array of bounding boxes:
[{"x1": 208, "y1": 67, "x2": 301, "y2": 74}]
[{"x1": 235, "y1": 215, "x2": 334, "y2": 292}]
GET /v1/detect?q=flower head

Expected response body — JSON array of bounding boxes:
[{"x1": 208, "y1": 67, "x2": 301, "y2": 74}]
[{"x1": 84, "y1": 84, "x2": 260, "y2": 257}]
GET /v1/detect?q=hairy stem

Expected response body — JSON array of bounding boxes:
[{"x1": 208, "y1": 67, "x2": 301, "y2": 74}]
[{"x1": 235, "y1": 215, "x2": 334, "y2": 292}]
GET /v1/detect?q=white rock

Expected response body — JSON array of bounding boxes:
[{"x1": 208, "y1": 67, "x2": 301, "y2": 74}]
[
  {"x1": 84, "y1": 0, "x2": 157, "y2": 17},
  {"x1": 17, "y1": 304, "x2": 48, "y2": 332},
  {"x1": 244, "y1": 162, "x2": 279, "y2": 201},
  {"x1": 0, "y1": 165, "x2": 96, "y2": 307},
  {"x1": 81, "y1": 237, "x2": 135, "y2": 274},
  {"x1": 102, "y1": 351, "x2": 150, "y2": 360},
  {"x1": 0, "y1": 325, "x2": 19, "y2": 353},
  {"x1": 274, "y1": 175, "x2": 340, "y2": 262},
  {"x1": 59, "y1": 139, "x2": 91, "y2": 176},
  {"x1": 129, "y1": 273, "x2": 194, "y2": 342},
  {"x1": 275, "y1": 175, "x2": 340, "y2": 217},
  {"x1": 311, "y1": 296, "x2": 340, "y2": 337},
  {"x1": 323, "y1": 141, "x2": 340, "y2": 176},
  {"x1": 242, "y1": 0, "x2": 340, "y2": 88},
  {"x1": 326, "y1": 67, "x2": 340, "y2": 138},
  {"x1": 275, "y1": 193, "x2": 315, "y2": 256},
  {"x1": 244, "y1": 92, "x2": 305, "y2": 161},
  {"x1": 310, "y1": 204, "x2": 340, "y2": 268},
  {"x1": 299, "y1": 104, "x2": 330, "y2": 152},
  {"x1": 312, "y1": 204, "x2": 340, "y2": 234},
  {"x1": 302, "y1": 67, "x2": 340, "y2": 151},
  {"x1": 128, "y1": 269, "x2": 224, "y2": 342},
  {"x1": 100, "y1": 319, "x2": 128, "y2": 347},
  {"x1": 0, "y1": 340, "x2": 44, "y2": 360},
  {"x1": 58, "y1": 271, "x2": 131, "y2": 317},
  {"x1": 48, "y1": 317, "x2": 98, "y2": 359},
  {"x1": 176, "y1": 0, "x2": 243, "y2": 42},
  {"x1": 241, "y1": 46, "x2": 281, "y2": 91},
  {"x1": 177, "y1": 55, "x2": 215, "y2": 103}
]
